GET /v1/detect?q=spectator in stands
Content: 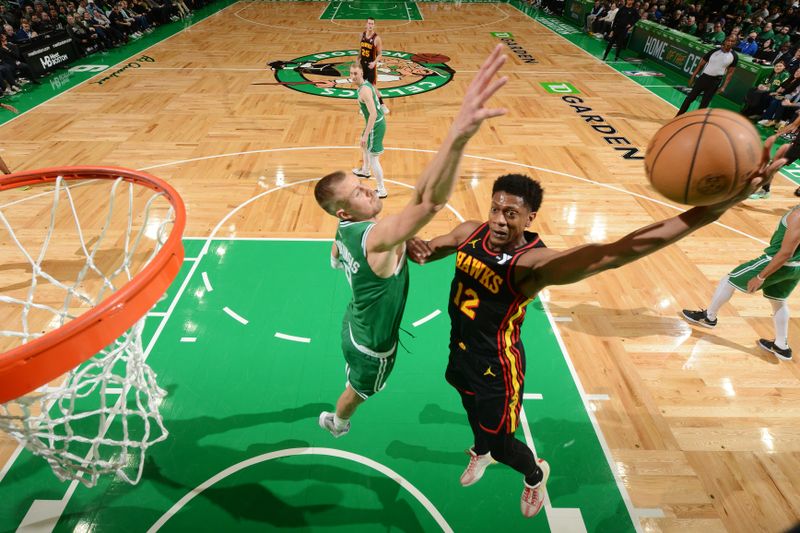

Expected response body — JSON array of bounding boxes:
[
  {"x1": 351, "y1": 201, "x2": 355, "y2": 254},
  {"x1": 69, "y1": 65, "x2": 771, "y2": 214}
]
[
  {"x1": 0, "y1": 33, "x2": 38, "y2": 85},
  {"x1": 759, "y1": 86, "x2": 800, "y2": 129},
  {"x1": 3, "y1": 25, "x2": 15, "y2": 42},
  {"x1": 771, "y1": 42, "x2": 793, "y2": 66},
  {"x1": 756, "y1": 68, "x2": 800, "y2": 126},
  {"x1": 81, "y1": 10, "x2": 115, "y2": 48},
  {"x1": 49, "y1": 6, "x2": 66, "y2": 28},
  {"x1": 603, "y1": 0, "x2": 639, "y2": 61},
  {"x1": 742, "y1": 60, "x2": 788, "y2": 117},
  {"x1": 596, "y1": 1, "x2": 618, "y2": 35},
  {"x1": 702, "y1": 22, "x2": 726, "y2": 44},
  {"x1": 0, "y1": 5, "x2": 19, "y2": 29},
  {"x1": 679, "y1": 15, "x2": 697, "y2": 35},
  {"x1": 586, "y1": 0, "x2": 607, "y2": 32},
  {"x1": 13, "y1": 19, "x2": 37, "y2": 42},
  {"x1": 66, "y1": 13, "x2": 104, "y2": 53},
  {"x1": 119, "y1": 1, "x2": 152, "y2": 31},
  {"x1": 759, "y1": 21, "x2": 775, "y2": 41},
  {"x1": 737, "y1": 32, "x2": 759, "y2": 55},
  {"x1": 784, "y1": 48, "x2": 800, "y2": 74},
  {"x1": 751, "y1": 38, "x2": 777, "y2": 63},
  {"x1": 773, "y1": 26, "x2": 792, "y2": 48},
  {"x1": 108, "y1": 3, "x2": 140, "y2": 38},
  {"x1": 33, "y1": 12, "x2": 56, "y2": 33}
]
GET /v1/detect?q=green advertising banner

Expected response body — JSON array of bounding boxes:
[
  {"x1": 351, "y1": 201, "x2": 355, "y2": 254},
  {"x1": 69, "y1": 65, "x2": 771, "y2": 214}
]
[
  {"x1": 628, "y1": 19, "x2": 772, "y2": 102},
  {"x1": 490, "y1": 31, "x2": 514, "y2": 38}
]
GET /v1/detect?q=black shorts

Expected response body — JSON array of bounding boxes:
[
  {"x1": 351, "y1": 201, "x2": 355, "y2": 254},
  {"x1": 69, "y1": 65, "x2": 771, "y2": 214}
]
[
  {"x1": 360, "y1": 59, "x2": 377, "y2": 85},
  {"x1": 445, "y1": 345, "x2": 526, "y2": 435}
]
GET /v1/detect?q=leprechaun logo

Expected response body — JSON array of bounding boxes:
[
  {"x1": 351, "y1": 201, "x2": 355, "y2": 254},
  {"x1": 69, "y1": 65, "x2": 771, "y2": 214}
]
[{"x1": 266, "y1": 50, "x2": 454, "y2": 99}]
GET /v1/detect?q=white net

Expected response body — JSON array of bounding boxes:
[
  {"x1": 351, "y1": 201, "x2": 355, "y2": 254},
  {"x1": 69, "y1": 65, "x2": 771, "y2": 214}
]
[{"x1": 0, "y1": 174, "x2": 178, "y2": 487}]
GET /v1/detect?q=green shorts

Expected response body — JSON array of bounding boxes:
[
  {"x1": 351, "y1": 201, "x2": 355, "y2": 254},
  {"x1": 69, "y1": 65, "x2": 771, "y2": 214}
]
[
  {"x1": 728, "y1": 254, "x2": 800, "y2": 300},
  {"x1": 341, "y1": 322, "x2": 396, "y2": 399},
  {"x1": 363, "y1": 118, "x2": 385, "y2": 156}
]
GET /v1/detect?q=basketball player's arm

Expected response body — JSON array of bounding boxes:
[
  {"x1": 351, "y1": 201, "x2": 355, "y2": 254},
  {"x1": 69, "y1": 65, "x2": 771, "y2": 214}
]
[
  {"x1": 359, "y1": 86, "x2": 377, "y2": 147},
  {"x1": 515, "y1": 144, "x2": 789, "y2": 293},
  {"x1": 406, "y1": 221, "x2": 482, "y2": 264},
  {"x1": 747, "y1": 212, "x2": 800, "y2": 292},
  {"x1": 0, "y1": 103, "x2": 18, "y2": 114},
  {"x1": 366, "y1": 46, "x2": 508, "y2": 252},
  {"x1": 370, "y1": 36, "x2": 382, "y2": 69},
  {"x1": 330, "y1": 242, "x2": 343, "y2": 270}
]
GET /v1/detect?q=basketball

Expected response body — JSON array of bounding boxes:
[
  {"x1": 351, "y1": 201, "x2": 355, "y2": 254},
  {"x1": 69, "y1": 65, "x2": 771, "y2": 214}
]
[{"x1": 644, "y1": 109, "x2": 763, "y2": 206}]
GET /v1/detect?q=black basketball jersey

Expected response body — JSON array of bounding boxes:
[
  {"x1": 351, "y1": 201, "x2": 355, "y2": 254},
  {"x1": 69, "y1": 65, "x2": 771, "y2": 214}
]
[
  {"x1": 448, "y1": 223, "x2": 546, "y2": 357},
  {"x1": 360, "y1": 31, "x2": 378, "y2": 63}
]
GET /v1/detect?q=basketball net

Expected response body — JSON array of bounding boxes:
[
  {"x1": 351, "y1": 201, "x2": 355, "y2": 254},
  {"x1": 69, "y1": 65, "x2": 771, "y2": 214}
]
[{"x1": 0, "y1": 174, "x2": 177, "y2": 487}]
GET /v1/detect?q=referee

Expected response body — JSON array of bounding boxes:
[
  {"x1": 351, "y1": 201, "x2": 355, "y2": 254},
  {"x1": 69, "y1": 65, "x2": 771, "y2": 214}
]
[{"x1": 676, "y1": 35, "x2": 739, "y2": 116}]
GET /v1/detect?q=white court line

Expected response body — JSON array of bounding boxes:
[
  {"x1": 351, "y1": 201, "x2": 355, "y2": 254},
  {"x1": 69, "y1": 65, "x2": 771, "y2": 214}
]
[
  {"x1": 553, "y1": 316, "x2": 573, "y2": 322},
  {"x1": 586, "y1": 394, "x2": 611, "y2": 401},
  {"x1": 180, "y1": 337, "x2": 197, "y2": 343},
  {"x1": 519, "y1": 407, "x2": 587, "y2": 532},
  {"x1": 184, "y1": 257, "x2": 198, "y2": 262},
  {"x1": 148, "y1": 311, "x2": 167, "y2": 317},
  {"x1": 540, "y1": 301, "x2": 642, "y2": 533},
  {"x1": 201, "y1": 272, "x2": 213, "y2": 292},
  {"x1": 0, "y1": 444, "x2": 24, "y2": 484},
  {"x1": 274, "y1": 332, "x2": 311, "y2": 343},
  {"x1": 147, "y1": 448, "x2": 453, "y2": 532},
  {"x1": 635, "y1": 508, "x2": 666, "y2": 518},
  {"x1": 223, "y1": 306, "x2": 249, "y2": 325},
  {"x1": 412, "y1": 309, "x2": 441, "y2": 327},
  {"x1": 523, "y1": 393, "x2": 544, "y2": 400}
]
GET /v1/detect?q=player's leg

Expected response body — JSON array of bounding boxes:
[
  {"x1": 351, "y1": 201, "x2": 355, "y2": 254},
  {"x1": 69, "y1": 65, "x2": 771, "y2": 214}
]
[
  {"x1": 354, "y1": 125, "x2": 372, "y2": 178},
  {"x1": 697, "y1": 77, "x2": 720, "y2": 109},
  {"x1": 445, "y1": 352, "x2": 494, "y2": 486},
  {"x1": 759, "y1": 273, "x2": 798, "y2": 359},
  {"x1": 369, "y1": 120, "x2": 387, "y2": 197},
  {"x1": 676, "y1": 76, "x2": 709, "y2": 116}
]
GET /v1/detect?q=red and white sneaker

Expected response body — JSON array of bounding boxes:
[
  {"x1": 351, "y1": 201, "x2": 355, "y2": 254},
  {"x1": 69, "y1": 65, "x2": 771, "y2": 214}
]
[
  {"x1": 459, "y1": 447, "x2": 495, "y2": 487},
  {"x1": 520, "y1": 458, "x2": 550, "y2": 518}
]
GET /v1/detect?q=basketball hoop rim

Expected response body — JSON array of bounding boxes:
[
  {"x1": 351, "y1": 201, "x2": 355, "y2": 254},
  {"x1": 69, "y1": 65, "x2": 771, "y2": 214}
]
[{"x1": 0, "y1": 166, "x2": 186, "y2": 404}]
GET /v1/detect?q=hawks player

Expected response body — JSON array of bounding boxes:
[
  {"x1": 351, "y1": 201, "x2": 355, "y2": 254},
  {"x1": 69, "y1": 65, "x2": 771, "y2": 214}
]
[
  {"x1": 359, "y1": 17, "x2": 388, "y2": 114},
  {"x1": 407, "y1": 148, "x2": 786, "y2": 517}
]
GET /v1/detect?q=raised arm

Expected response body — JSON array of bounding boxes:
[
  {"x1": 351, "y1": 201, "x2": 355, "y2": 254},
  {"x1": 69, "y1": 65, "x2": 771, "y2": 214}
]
[
  {"x1": 516, "y1": 140, "x2": 789, "y2": 295},
  {"x1": 366, "y1": 45, "x2": 508, "y2": 253},
  {"x1": 406, "y1": 221, "x2": 482, "y2": 264}
]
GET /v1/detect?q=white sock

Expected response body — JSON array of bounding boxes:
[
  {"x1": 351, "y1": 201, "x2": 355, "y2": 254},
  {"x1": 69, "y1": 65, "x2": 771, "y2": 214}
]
[
  {"x1": 770, "y1": 298, "x2": 790, "y2": 349},
  {"x1": 361, "y1": 147, "x2": 371, "y2": 173},
  {"x1": 707, "y1": 276, "x2": 735, "y2": 320},
  {"x1": 333, "y1": 414, "x2": 349, "y2": 429},
  {"x1": 370, "y1": 153, "x2": 385, "y2": 191}
]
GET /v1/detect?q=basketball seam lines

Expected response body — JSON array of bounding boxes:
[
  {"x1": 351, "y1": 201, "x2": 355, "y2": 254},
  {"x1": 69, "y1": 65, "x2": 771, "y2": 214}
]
[
  {"x1": 647, "y1": 118, "x2": 706, "y2": 191},
  {"x1": 684, "y1": 109, "x2": 712, "y2": 204},
  {"x1": 706, "y1": 122, "x2": 739, "y2": 198}
]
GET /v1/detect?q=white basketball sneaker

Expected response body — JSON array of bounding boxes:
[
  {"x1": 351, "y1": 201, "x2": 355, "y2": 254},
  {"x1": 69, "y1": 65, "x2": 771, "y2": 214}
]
[
  {"x1": 459, "y1": 447, "x2": 495, "y2": 487},
  {"x1": 520, "y1": 458, "x2": 550, "y2": 518}
]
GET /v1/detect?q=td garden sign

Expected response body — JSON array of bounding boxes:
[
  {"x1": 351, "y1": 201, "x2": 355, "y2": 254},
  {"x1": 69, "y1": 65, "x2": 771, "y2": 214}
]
[{"x1": 268, "y1": 49, "x2": 455, "y2": 99}]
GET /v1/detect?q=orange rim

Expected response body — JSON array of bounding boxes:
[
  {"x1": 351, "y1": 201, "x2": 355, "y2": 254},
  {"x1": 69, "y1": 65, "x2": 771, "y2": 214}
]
[{"x1": 0, "y1": 166, "x2": 186, "y2": 404}]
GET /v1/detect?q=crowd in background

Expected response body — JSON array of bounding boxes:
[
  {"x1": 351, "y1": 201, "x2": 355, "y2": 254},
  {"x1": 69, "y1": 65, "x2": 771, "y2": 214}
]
[{"x1": 0, "y1": 0, "x2": 216, "y2": 97}]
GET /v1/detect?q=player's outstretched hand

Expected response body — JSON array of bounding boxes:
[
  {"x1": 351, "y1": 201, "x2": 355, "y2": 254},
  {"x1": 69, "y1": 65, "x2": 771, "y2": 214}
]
[
  {"x1": 450, "y1": 44, "x2": 508, "y2": 142},
  {"x1": 406, "y1": 237, "x2": 432, "y2": 264},
  {"x1": 709, "y1": 135, "x2": 788, "y2": 212},
  {"x1": 1, "y1": 103, "x2": 18, "y2": 114}
]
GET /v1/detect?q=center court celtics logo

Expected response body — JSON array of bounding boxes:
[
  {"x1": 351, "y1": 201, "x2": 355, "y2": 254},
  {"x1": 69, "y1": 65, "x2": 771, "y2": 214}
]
[{"x1": 267, "y1": 50, "x2": 455, "y2": 99}]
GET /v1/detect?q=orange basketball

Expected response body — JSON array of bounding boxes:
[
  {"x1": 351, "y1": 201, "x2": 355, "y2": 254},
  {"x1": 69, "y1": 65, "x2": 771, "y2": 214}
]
[{"x1": 644, "y1": 109, "x2": 763, "y2": 206}]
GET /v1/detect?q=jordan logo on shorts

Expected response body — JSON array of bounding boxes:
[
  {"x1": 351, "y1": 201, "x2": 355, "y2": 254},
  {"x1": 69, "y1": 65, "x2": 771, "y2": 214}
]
[{"x1": 484, "y1": 366, "x2": 496, "y2": 377}]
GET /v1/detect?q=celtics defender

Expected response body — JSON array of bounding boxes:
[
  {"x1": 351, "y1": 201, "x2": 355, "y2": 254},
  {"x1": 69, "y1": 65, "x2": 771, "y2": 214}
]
[
  {"x1": 351, "y1": 62, "x2": 388, "y2": 198},
  {"x1": 683, "y1": 203, "x2": 800, "y2": 361},
  {"x1": 314, "y1": 46, "x2": 509, "y2": 438},
  {"x1": 359, "y1": 17, "x2": 388, "y2": 114}
]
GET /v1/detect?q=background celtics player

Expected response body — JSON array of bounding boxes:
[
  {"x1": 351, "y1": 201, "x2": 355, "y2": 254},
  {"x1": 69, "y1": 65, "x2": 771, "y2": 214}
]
[
  {"x1": 313, "y1": 45, "x2": 509, "y2": 438},
  {"x1": 683, "y1": 191, "x2": 799, "y2": 361},
  {"x1": 350, "y1": 62, "x2": 388, "y2": 198}
]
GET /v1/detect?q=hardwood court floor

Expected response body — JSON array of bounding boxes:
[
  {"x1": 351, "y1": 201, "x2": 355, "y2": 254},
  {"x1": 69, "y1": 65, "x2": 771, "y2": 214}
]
[{"x1": 1, "y1": 2, "x2": 800, "y2": 532}]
